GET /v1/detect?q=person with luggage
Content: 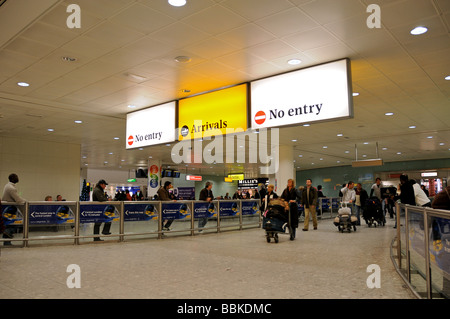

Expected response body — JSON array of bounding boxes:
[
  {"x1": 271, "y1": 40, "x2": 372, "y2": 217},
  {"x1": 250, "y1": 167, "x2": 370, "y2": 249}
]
[
  {"x1": 280, "y1": 179, "x2": 299, "y2": 240},
  {"x1": 340, "y1": 181, "x2": 356, "y2": 206},
  {"x1": 354, "y1": 183, "x2": 368, "y2": 226},
  {"x1": 300, "y1": 179, "x2": 318, "y2": 231}
]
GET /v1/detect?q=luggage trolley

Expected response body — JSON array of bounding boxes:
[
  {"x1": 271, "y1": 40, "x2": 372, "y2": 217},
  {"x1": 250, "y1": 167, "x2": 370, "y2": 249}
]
[
  {"x1": 333, "y1": 202, "x2": 357, "y2": 233},
  {"x1": 262, "y1": 200, "x2": 291, "y2": 243}
]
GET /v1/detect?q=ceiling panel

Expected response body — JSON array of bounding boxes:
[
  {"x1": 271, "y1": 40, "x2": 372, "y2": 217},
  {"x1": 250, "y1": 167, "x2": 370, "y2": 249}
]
[{"x1": 0, "y1": 0, "x2": 448, "y2": 174}]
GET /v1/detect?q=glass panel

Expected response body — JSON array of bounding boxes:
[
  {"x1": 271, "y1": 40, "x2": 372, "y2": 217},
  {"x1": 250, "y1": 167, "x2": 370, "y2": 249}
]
[
  {"x1": 408, "y1": 209, "x2": 427, "y2": 297},
  {"x1": 428, "y1": 215, "x2": 450, "y2": 299},
  {"x1": 160, "y1": 201, "x2": 192, "y2": 237},
  {"x1": 123, "y1": 201, "x2": 160, "y2": 239},
  {"x1": 79, "y1": 202, "x2": 121, "y2": 243},
  {"x1": 193, "y1": 201, "x2": 218, "y2": 234}
]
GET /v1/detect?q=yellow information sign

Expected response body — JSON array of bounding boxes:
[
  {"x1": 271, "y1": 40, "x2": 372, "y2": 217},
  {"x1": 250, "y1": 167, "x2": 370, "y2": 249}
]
[{"x1": 178, "y1": 84, "x2": 248, "y2": 140}]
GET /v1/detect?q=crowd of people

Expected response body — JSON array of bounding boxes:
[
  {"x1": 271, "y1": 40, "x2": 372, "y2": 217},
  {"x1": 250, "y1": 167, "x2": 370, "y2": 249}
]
[{"x1": 1, "y1": 172, "x2": 450, "y2": 245}]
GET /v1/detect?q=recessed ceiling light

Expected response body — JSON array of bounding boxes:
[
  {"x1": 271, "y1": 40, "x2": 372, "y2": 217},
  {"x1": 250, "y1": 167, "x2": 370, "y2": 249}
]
[
  {"x1": 445, "y1": 75, "x2": 450, "y2": 80},
  {"x1": 397, "y1": 152, "x2": 402, "y2": 155},
  {"x1": 409, "y1": 125, "x2": 416, "y2": 129},
  {"x1": 345, "y1": 150, "x2": 350, "y2": 154},
  {"x1": 291, "y1": 139, "x2": 297, "y2": 142},
  {"x1": 47, "y1": 128, "x2": 54, "y2": 132},
  {"x1": 61, "y1": 56, "x2": 77, "y2": 62},
  {"x1": 427, "y1": 136, "x2": 433, "y2": 139},
  {"x1": 385, "y1": 112, "x2": 394, "y2": 116},
  {"x1": 168, "y1": 0, "x2": 186, "y2": 6},
  {"x1": 303, "y1": 124, "x2": 310, "y2": 127},
  {"x1": 74, "y1": 120, "x2": 82, "y2": 124},
  {"x1": 175, "y1": 56, "x2": 191, "y2": 63},
  {"x1": 298, "y1": 155, "x2": 303, "y2": 158},
  {"x1": 337, "y1": 133, "x2": 343, "y2": 137},
  {"x1": 439, "y1": 143, "x2": 445, "y2": 146},
  {"x1": 128, "y1": 105, "x2": 137, "y2": 109},
  {"x1": 352, "y1": 92, "x2": 359, "y2": 97},
  {"x1": 363, "y1": 142, "x2": 369, "y2": 145},
  {"x1": 410, "y1": 26, "x2": 428, "y2": 35},
  {"x1": 323, "y1": 146, "x2": 327, "y2": 149},
  {"x1": 17, "y1": 82, "x2": 30, "y2": 87},
  {"x1": 288, "y1": 59, "x2": 302, "y2": 65},
  {"x1": 382, "y1": 147, "x2": 388, "y2": 151},
  {"x1": 114, "y1": 137, "x2": 120, "y2": 140}
]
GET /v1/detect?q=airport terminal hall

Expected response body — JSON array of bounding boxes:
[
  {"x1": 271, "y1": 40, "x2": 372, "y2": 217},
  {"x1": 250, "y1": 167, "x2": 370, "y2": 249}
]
[{"x1": 0, "y1": 0, "x2": 449, "y2": 305}]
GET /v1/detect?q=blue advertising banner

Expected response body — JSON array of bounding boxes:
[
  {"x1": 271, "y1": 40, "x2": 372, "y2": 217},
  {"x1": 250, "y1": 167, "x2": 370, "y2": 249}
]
[
  {"x1": 161, "y1": 202, "x2": 191, "y2": 220},
  {"x1": 219, "y1": 201, "x2": 240, "y2": 217},
  {"x1": 429, "y1": 216, "x2": 450, "y2": 279},
  {"x1": 29, "y1": 204, "x2": 75, "y2": 225},
  {"x1": 80, "y1": 204, "x2": 120, "y2": 224},
  {"x1": 124, "y1": 203, "x2": 158, "y2": 222},
  {"x1": 241, "y1": 201, "x2": 260, "y2": 216},
  {"x1": 193, "y1": 202, "x2": 216, "y2": 219},
  {"x1": 1, "y1": 205, "x2": 23, "y2": 225}
]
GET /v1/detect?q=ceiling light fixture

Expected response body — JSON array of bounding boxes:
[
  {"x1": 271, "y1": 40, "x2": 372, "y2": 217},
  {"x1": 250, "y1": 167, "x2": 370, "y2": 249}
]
[
  {"x1": 337, "y1": 133, "x2": 343, "y2": 137},
  {"x1": 47, "y1": 128, "x2": 54, "y2": 132},
  {"x1": 410, "y1": 26, "x2": 428, "y2": 35},
  {"x1": 352, "y1": 92, "x2": 359, "y2": 97},
  {"x1": 175, "y1": 56, "x2": 191, "y2": 63},
  {"x1": 445, "y1": 75, "x2": 450, "y2": 80},
  {"x1": 168, "y1": 0, "x2": 186, "y2": 6},
  {"x1": 385, "y1": 112, "x2": 394, "y2": 116},
  {"x1": 128, "y1": 105, "x2": 137, "y2": 109},
  {"x1": 409, "y1": 125, "x2": 416, "y2": 129},
  {"x1": 61, "y1": 56, "x2": 77, "y2": 62},
  {"x1": 17, "y1": 82, "x2": 30, "y2": 87},
  {"x1": 74, "y1": 120, "x2": 82, "y2": 124},
  {"x1": 288, "y1": 59, "x2": 302, "y2": 65}
]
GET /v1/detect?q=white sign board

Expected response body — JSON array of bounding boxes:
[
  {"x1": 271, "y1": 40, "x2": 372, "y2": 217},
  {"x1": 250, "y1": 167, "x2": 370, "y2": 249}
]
[
  {"x1": 126, "y1": 102, "x2": 176, "y2": 149},
  {"x1": 250, "y1": 59, "x2": 353, "y2": 129}
]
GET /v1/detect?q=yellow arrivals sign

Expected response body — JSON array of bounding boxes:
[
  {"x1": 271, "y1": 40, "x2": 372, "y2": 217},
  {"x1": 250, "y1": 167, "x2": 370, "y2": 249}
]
[{"x1": 178, "y1": 84, "x2": 248, "y2": 140}]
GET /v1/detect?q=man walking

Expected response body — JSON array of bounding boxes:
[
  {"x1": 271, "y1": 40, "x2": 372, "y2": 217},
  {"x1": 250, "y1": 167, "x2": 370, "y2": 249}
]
[{"x1": 301, "y1": 179, "x2": 318, "y2": 231}]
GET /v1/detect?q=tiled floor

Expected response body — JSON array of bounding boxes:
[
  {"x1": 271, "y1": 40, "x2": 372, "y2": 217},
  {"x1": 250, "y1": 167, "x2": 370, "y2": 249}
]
[{"x1": 0, "y1": 217, "x2": 415, "y2": 299}]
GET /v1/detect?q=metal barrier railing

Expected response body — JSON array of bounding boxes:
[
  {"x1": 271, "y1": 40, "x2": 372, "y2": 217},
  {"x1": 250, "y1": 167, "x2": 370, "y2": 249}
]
[
  {"x1": 393, "y1": 202, "x2": 450, "y2": 299},
  {"x1": 0, "y1": 199, "x2": 262, "y2": 247}
]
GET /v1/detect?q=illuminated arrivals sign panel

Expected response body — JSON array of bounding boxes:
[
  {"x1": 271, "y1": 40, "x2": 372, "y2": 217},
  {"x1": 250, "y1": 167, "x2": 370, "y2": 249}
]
[
  {"x1": 178, "y1": 84, "x2": 248, "y2": 141},
  {"x1": 126, "y1": 102, "x2": 176, "y2": 149},
  {"x1": 250, "y1": 59, "x2": 353, "y2": 129}
]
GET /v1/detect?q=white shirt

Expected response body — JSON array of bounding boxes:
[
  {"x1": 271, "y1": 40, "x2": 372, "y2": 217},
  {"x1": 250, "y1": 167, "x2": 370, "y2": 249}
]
[
  {"x1": 412, "y1": 184, "x2": 430, "y2": 206},
  {"x1": 341, "y1": 187, "x2": 356, "y2": 203}
]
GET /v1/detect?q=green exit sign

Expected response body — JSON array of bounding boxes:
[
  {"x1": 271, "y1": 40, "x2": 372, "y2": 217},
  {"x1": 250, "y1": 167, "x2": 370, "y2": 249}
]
[{"x1": 127, "y1": 178, "x2": 137, "y2": 182}]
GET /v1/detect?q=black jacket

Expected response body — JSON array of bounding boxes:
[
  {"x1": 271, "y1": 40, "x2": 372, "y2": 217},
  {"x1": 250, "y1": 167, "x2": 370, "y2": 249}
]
[{"x1": 301, "y1": 187, "x2": 318, "y2": 208}]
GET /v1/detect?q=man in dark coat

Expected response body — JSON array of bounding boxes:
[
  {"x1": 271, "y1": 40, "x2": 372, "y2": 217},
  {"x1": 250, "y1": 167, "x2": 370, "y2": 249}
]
[
  {"x1": 93, "y1": 179, "x2": 111, "y2": 241},
  {"x1": 301, "y1": 179, "x2": 318, "y2": 231}
]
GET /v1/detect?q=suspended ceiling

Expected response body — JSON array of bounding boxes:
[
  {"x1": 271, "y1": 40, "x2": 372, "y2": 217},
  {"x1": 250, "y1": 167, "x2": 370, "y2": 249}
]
[{"x1": 0, "y1": 0, "x2": 449, "y2": 177}]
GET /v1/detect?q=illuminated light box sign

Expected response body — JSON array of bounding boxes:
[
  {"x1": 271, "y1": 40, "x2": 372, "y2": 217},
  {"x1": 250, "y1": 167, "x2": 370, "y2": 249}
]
[
  {"x1": 178, "y1": 84, "x2": 248, "y2": 141},
  {"x1": 126, "y1": 101, "x2": 176, "y2": 149},
  {"x1": 250, "y1": 59, "x2": 353, "y2": 129},
  {"x1": 186, "y1": 175, "x2": 202, "y2": 181}
]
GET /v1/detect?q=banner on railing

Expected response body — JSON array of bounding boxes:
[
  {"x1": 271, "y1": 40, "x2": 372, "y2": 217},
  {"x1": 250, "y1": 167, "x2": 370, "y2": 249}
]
[
  {"x1": 194, "y1": 202, "x2": 217, "y2": 219},
  {"x1": 1, "y1": 205, "x2": 24, "y2": 225},
  {"x1": 161, "y1": 202, "x2": 191, "y2": 220},
  {"x1": 124, "y1": 203, "x2": 159, "y2": 222},
  {"x1": 29, "y1": 204, "x2": 75, "y2": 225},
  {"x1": 219, "y1": 201, "x2": 240, "y2": 217},
  {"x1": 80, "y1": 204, "x2": 120, "y2": 224},
  {"x1": 241, "y1": 201, "x2": 260, "y2": 216}
]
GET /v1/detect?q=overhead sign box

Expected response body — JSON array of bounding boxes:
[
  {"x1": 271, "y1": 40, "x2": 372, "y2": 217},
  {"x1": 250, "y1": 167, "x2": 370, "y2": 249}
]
[
  {"x1": 250, "y1": 59, "x2": 353, "y2": 129},
  {"x1": 178, "y1": 84, "x2": 248, "y2": 141},
  {"x1": 126, "y1": 101, "x2": 176, "y2": 149},
  {"x1": 186, "y1": 175, "x2": 202, "y2": 181}
]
